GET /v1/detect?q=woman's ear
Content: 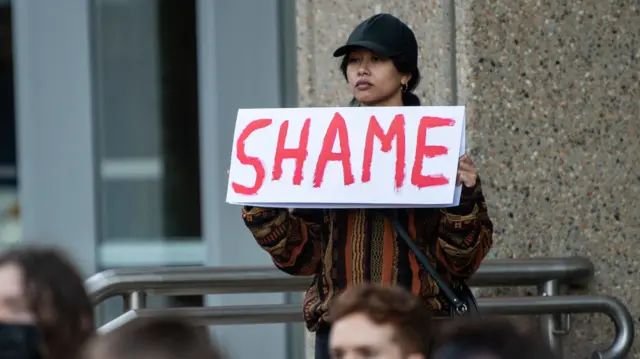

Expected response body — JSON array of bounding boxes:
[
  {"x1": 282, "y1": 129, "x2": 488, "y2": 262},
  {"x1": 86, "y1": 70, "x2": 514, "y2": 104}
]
[{"x1": 401, "y1": 73, "x2": 412, "y2": 87}]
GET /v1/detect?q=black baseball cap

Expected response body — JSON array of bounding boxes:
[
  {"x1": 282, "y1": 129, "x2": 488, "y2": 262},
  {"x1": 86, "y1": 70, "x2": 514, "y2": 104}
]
[{"x1": 333, "y1": 13, "x2": 418, "y2": 67}]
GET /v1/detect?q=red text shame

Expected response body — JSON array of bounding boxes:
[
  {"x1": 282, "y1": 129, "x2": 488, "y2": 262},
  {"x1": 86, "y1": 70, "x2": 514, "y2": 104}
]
[
  {"x1": 232, "y1": 118, "x2": 272, "y2": 195},
  {"x1": 411, "y1": 116, "x2": 455, "y2": 188},
  {"x1": 313, "y1": 112, "x2": 355, "y2": 188},
  {"x1": 232, "y1": 112, "x2": 457, "y2": 195},
  {"x1": 362, "y1": 114, "x2": 406, "y2": 190},
  {"x1": 272, "y1": 118, "x2": 311, "y2": 185}
]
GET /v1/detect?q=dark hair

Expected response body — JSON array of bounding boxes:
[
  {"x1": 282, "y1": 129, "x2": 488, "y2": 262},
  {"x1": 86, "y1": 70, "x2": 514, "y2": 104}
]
[
  {"x1": 0, "y1": 246, "x2": 94, "y2": 359},
  {"x1": 339, "y1": 51, "x2": 422, "y2": 106},
  {"x1": 85, "y1": 317, "x2": 225, "y2": 359},
  {"x1": 329, "y1": 284, "x2": 433, "y2": 357},
  {"x1": 432, "y1": 318, "x2": 558, "y2": 359}
]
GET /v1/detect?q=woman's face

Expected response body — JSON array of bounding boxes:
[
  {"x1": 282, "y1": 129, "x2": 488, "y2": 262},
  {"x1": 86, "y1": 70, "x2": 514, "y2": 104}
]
[
  {"x1": 346, "y1": 49, "x2": 411, "y2": 106},
  {"x1": 0, "y1": 263, "x2": 35, "y2": 324}
]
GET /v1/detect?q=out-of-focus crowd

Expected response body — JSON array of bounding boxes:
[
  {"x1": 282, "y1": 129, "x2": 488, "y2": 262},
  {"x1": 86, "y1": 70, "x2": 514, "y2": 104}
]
[{"x1": 0, "y1": 245, "x2": 555, "y2": 359}]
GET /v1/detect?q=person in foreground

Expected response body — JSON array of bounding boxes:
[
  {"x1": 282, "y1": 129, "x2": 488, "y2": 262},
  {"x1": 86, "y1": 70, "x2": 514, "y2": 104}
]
[
  {"x1": 329, "y1": 284, "x2": 433, "y2": 359},
  {"x1": 84, "y1": 317, "x2": 224, "y2": 359},
  {"x1": 241, "y1": 13, "x2": 494, "y2": 359},
  {"x1": 0, "y1": 246, "x2": 94, "y2": 359},
  {"x1": 432, "y1": 318, "x2": 558, "y2": 359}
]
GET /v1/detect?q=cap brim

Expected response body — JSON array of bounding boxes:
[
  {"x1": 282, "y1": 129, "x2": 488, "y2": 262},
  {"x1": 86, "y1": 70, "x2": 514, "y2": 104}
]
[{"x1": 332, "y1": 41, "x2": 397, "y2": 58}]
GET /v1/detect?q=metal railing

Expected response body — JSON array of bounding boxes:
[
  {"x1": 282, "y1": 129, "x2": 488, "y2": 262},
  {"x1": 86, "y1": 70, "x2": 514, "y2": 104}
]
[
  {"x1": 88, "y1": 257, "x2": 594, "y2": 304},
  {"x1": 86, "y1": 257, "x2": 634, "y2": 359}
]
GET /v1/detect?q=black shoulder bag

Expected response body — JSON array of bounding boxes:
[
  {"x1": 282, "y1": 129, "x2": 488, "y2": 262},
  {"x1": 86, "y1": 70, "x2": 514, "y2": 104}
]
[{"x1": 383, "y1": 211, "x2": 480, "y2": 317}]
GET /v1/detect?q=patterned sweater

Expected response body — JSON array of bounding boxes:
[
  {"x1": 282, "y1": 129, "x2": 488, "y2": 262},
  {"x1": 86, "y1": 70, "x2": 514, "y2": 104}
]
[{"x1": 241, "y1": 178, "x2": 493, "y2": 330}]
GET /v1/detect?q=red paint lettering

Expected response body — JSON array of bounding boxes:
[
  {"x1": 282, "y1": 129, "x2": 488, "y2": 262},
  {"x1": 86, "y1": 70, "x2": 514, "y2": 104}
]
[
  {"x1": 272, "y1": 119, "x2": 311, "y2": 185},
  {"x1": 232, "y1": 119, "x2": 272, "y2": 195},
  {"x1": 313, "y1": 112, "x2": 355, "y2": 188},
  {"x1": 411, "y1": 116, "x2": 455, "y2": 188},
  {"x1": 362, "y1": 115, "x2": 406, "y2": 190}
]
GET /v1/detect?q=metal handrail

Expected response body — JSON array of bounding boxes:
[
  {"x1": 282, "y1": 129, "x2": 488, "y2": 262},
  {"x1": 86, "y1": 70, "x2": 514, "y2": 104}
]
[
  {"x1": 86, "y1": 257, "x2": 634, "y2": 359},
  {"x1": 96, "y1": 295, "x2": 633, "y2": 359},
  {"x1": 87, "y1": 257, "x2": 594, "y2": 305}
]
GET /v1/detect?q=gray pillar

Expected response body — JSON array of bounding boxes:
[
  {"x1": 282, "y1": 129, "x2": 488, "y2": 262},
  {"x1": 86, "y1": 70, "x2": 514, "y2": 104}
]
[
  {"x1": 197, "y1": 1, "x2": 300, "y2": 358},
  {"x1": 12, "y1": 1, "x2": 98, "y2": 276}
]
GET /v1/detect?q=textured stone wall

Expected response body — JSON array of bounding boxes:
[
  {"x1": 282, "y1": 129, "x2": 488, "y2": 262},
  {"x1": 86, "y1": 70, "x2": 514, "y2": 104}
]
[{"x1": 296, "y1": 1, "x2": 639, "y2": 358}]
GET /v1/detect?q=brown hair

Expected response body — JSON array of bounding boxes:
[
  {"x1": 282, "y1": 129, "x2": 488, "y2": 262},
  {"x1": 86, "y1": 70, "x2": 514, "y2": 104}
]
[
  {"x1": 329, "y1": 284, "x2": 433, "y2": 356},
  {"x1": 0, "y1": 246, "x2": 95, "y2": 359},
  {"x1": 85, "y1": 317, "x2": 224, "y2": 359},
  {"x1": 431, "y1": 318, "x2": 557, "y2": 359}
]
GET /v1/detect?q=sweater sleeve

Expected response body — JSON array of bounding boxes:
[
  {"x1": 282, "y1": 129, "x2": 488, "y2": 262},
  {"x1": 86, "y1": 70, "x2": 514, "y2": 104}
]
[
  {"x1": 434, "y1": 177, "x2": 494, "y2": 279},
  {"x1": 242, "y1": 206, "x2": 327, "y2": 276}
]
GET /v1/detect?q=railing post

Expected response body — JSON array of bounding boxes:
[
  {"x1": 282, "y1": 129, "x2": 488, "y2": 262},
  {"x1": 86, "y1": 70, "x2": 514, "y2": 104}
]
[
  {"x1": 123, "y1": 291, "x2": 147, "y2": 311},
  {"x1": 538, "y1": 280, "x2": 562, "y2": 358}
]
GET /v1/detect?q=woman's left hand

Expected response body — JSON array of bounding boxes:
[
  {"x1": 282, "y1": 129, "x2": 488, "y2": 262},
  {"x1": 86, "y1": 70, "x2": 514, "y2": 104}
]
[{"x1": 456, "y1": 155, "x2": 478, "y2": 188}]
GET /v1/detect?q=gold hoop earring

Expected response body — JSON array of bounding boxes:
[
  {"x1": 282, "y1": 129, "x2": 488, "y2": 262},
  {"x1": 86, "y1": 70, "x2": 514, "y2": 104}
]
[{"x1": 401, "y1": 83, "x2": 408, "y2": 92}]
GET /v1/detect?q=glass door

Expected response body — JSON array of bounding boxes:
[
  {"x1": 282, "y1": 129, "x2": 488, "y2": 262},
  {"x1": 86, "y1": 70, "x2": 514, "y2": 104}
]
[
  {"x1": 0, "y1": 1, "x2": 19, "y2": 250},
  {"x1": 91, "y1": 0, "x2": 203, "y2": 318}
]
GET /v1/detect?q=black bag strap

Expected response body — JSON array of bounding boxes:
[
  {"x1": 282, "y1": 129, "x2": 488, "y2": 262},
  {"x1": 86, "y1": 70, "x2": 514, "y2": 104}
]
[{"x1": 383, "y1": 211, "x2": 469, "y2": 315}]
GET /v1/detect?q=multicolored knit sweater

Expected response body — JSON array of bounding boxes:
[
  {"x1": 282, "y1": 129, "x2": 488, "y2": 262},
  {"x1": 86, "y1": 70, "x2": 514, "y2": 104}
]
[{"x1": 241, "y1": 178, "x2": 493, "y2": 330}]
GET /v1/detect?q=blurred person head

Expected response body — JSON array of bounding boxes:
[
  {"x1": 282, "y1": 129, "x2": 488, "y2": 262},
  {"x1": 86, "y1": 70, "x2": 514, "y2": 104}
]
[
  {"x1": 328, "y1": 284, "x2": 433, "y2": 359},
  {"x1": 0, "y1": 246, "x2": 94, "y2": 359},
  {"x1": 431, "y1": 318, "x2": 558, "y2": 359},
  {"x1": 333, "y1": 13, "x2": 421, "y2": 107},
  {"x1": 84, "y1": 317, "x2": 224, "y2": 359}
]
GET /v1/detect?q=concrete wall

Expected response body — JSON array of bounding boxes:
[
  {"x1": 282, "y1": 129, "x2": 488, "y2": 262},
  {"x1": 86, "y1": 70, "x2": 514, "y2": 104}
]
[{"x1": 296, "y1": 1, "x2": 639, "y2": 358}]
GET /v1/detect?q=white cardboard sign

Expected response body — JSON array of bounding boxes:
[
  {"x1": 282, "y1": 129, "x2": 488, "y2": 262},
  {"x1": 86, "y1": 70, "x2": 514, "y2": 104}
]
[{"x1": 226, "y1": 106, "x2": 466, "y2": 208}]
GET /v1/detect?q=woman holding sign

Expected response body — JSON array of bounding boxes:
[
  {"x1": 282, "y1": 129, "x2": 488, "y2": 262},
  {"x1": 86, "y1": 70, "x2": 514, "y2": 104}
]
[{"x1": 241, "y1": 13, "x2": 493, "y2": 359}]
